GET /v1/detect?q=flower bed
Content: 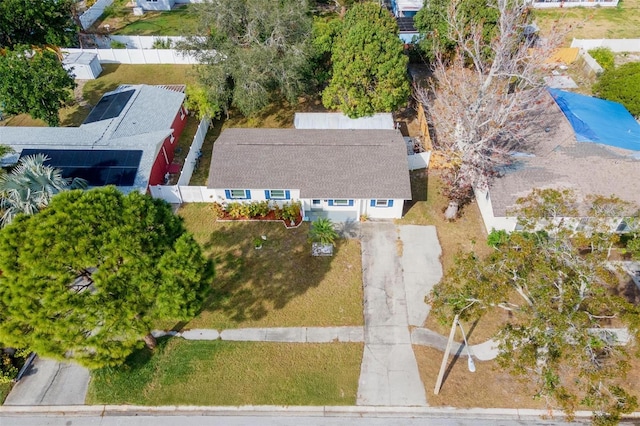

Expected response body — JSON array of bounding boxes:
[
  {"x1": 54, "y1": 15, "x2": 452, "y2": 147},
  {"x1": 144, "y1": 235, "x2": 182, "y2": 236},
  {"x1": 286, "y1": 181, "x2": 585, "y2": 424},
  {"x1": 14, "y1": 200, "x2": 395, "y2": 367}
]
[{"x1": 213, "y1": 201, "x2": 303, "y2": 228}]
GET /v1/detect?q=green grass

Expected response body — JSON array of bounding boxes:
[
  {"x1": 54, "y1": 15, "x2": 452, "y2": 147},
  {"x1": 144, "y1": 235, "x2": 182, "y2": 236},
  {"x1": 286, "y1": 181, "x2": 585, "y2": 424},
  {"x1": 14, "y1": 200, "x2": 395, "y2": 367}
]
[
  {"x1": 93, "y1": 3, "x2": 199, "y2": 36},
  {"x1": 0, "y1": 382, "x2": 12, "y2": 404},
  {"x1": 164, "y1": 204, "x2": 363, "y2": 330},
  {"x1": 82, "y1": 64, "x2": 197, "y2": 106},
  {"x1": 86, "y1": 338, "x2": 363, "y2": 406},
  {"x1": 534, "y1": 0, "x2": 640, "y2": 43}
]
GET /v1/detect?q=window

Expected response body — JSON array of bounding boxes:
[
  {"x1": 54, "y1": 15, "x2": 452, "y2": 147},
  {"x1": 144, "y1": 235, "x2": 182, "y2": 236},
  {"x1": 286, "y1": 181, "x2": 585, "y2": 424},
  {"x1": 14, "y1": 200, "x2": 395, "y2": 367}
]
[
  {"x1": 312, "y1": 199, "x2": 321, "y2": 205},
  {"x1": 225, "y1": 189, "x2": 251, "y2": 199},
  {"x1": 329, "y1": 199, "x2": 354, "y2": 207},
  {"x1": 371, "y1": 199, "x2": 393, "y2": 208},
  {"x1": 265, "y1": 190, "x2": 290, "y2": 200}
]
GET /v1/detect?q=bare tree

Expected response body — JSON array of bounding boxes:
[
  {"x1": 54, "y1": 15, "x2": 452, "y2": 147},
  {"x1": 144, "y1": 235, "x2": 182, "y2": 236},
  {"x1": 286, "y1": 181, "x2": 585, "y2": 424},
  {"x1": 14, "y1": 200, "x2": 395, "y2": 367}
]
[{"x1": 414, "y1": 0, "x2": 567, "y2": 219}]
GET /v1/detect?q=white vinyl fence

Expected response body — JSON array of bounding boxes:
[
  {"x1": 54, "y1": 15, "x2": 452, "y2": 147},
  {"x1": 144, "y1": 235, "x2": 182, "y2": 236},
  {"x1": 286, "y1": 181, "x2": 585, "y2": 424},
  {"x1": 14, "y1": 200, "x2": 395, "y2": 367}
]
[
  {"x1": 533, "y1": 0, "x2": 618, "y2": 7},
  {"x1": 150, "y1": 116, "x2": 214, "y2": 204},
  {"x1": 571, "y1": 39, "x2": 640, "y2": 52},
  {"x1": 62, "y1": 48, "x2": 200, "y2": 64},
  {"x1": 108, "y1": 35, "x2": 200, "y2": 49},
  {"x1": 407, "y1": 152, "x2": 432, "y2": 171},
  {"x1": 79, "y1": 0, "x2": 114, "y2": 29},
  {"x1": 579, "y1": 49, "x2": 604, "y2": 75}
]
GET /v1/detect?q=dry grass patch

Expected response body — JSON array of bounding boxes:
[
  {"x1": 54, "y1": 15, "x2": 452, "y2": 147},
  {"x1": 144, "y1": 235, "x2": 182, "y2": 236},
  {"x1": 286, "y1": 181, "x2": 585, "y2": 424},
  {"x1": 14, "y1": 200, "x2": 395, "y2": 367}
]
[
  {"x1": 534, "y1": 0, "x2": 640, "y2": 44},
  {"x1": 398, "y1": 169, "x2": 492, "y2": 272},
  {"x1": 87, "y1": 338, "x2": 362, "y2": 406},
  {"x1": 172, "y1": 203, "x2": 363, "y2": 329}
]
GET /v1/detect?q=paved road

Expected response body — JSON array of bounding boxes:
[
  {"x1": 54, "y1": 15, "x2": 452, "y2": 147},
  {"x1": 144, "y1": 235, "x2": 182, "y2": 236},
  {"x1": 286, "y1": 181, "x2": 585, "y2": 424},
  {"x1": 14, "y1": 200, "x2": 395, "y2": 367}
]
[
  {"x1": 357, "y1": 223, "x2": 428, "y2": 406},
  {"x1": 0, "y1": 414, "x2": 596, "y2": 426},
  {"x1": 4, "y1": 357, "x2": 89, "y2": 406}
]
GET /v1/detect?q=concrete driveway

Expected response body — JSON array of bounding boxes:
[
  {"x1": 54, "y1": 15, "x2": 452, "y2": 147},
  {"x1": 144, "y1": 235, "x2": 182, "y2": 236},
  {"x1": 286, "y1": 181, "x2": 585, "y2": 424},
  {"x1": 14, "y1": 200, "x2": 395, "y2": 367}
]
[
  {"x1": 4, "y1": 357, "x2": 89, "y2": 406},
  {"x1": 357, "y1": 223, "x2": 443, "y2": 407}
]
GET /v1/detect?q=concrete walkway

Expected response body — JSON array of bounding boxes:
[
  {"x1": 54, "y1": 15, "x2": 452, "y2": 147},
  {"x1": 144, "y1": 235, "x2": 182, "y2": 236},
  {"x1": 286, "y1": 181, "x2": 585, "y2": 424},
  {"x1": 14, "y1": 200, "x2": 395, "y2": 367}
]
[
  {"x1": 4, "y1": 357, "x2": 89, "y2": 406},
  {"x1": 152, "y1": 327, "x2": 364, "y2": 343},
  {"x1": 411, "y1": 328, "x2": 500, "y2": 361},
  {"x1": 357, "y1": 223, "x2": 428, "y2": 407}
]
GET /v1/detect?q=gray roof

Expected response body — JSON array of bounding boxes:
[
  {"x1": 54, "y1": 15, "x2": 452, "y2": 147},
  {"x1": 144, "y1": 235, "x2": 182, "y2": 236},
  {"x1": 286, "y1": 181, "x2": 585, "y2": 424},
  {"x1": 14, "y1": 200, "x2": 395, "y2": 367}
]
[
  {"x1": 0, "y1": 84, "x2": 185, "y2": 192},
  {"x1": 490, "y1": 99, "x2": 640, "y2": 216},
  {"x1": 294, "y1": 113, "x2": 395, "y2": 130},
  {"x1": 208, "y1": 129, "x2": 412, "y2": 199},
  {"x1": 62, "y1": 52, "x2": 98, "y2": 65}
]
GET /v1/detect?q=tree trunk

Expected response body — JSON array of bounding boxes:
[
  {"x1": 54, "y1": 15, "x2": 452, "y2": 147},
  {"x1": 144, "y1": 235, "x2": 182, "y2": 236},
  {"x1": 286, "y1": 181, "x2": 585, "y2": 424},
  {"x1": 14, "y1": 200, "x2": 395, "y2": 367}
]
[
  {"x1": 144, "y1": 333, "x2": 157, "y2": 350},
  {"x1": 444, "y1": 201, "x2": 459, "y2": 221}
]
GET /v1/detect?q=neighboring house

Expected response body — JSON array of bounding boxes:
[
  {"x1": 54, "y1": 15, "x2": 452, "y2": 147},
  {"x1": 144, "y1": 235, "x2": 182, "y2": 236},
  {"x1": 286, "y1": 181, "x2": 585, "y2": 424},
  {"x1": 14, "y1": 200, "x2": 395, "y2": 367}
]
[
  {"x1": 391, "y1": 0, "x2": 423, "y2": 17},
  {"x1": 476, "y1": 90, "x2": 640, "y2": 233},
  {"x1": 207, "y1": 129, "x2": 412, "y2": 222},
  {"x1": 397, "y1": 17, "x2": 420, "y2": 44},
  {"x1": 0, "y1": 84, "x2": 188, "y2": 193}
]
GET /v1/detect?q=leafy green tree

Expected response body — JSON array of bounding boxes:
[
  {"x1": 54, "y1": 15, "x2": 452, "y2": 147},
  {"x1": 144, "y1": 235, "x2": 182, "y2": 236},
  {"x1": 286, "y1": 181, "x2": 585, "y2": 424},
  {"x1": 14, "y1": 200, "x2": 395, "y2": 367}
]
[
  {"x1": 0, "y1": 0, "x2": 78, "y2": 48},
  {"x1": 430, "y1": 190, "x2": 640, "y2": 425},
  {"x1": 0, "y1": 154, "x2": 87, "y2": 227},
  {"x1": 414, "y1": 0, "x2": 499, "y2": 61},
  {"x1": 309, "y1": 218, "x2": 339, "y2": 245},
  {"x1": 184, "y1": 0, "x2": 313, "y2": 117},
  {"x1": 322, "y1": 2, "x2": 410, "y2": 118},
  {"x1": 0, "y1": 187, "x2": 212, "y2": 368},
  {"x1": 310, "y1": 16, "x2": 343, "y2": 88},
  {"x1": 593, "y1": 62, "x2": 640, "y2": 118},
  {"x1": 0, "y1": 46, "x2": 75, "y2": 126}
]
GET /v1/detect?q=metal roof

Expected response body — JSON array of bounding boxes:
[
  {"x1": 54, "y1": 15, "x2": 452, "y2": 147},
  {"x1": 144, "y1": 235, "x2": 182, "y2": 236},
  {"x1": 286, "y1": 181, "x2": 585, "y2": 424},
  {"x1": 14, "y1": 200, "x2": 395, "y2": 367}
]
[{"x1": 294, "y1": 113, "x2": 395, "y2": 130}]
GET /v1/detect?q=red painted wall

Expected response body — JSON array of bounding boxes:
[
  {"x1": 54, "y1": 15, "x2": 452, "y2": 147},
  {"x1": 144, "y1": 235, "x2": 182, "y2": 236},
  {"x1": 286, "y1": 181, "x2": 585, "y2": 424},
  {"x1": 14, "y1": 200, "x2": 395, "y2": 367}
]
[{"x1": 148, "y1": 105, "x2": 188, "y2": 187}]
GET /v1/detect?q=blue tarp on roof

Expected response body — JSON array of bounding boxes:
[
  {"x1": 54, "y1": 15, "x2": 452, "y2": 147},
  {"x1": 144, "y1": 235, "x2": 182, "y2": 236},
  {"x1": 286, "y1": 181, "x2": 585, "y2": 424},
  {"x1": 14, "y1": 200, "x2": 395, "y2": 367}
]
[{"x1": 549, "y1": 88, "x2": 640, "y2": 151}]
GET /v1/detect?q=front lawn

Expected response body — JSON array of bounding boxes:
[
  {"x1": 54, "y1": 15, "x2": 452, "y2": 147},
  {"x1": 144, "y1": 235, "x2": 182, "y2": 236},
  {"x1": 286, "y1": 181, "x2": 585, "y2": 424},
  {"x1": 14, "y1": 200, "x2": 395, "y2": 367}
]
[
  {"x1": 87, "y1": 338, "x2": 362, "y2": 406},
  {"x1": 170, "y1": 204, "x2": 364, "y2": 330}
]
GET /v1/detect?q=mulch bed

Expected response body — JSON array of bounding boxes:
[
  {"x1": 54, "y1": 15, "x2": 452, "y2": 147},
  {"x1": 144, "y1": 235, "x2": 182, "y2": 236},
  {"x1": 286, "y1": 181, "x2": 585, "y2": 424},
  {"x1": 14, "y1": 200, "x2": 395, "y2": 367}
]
[{"x1": 216, "y1": 211, "x2": 304, "y2": 228}]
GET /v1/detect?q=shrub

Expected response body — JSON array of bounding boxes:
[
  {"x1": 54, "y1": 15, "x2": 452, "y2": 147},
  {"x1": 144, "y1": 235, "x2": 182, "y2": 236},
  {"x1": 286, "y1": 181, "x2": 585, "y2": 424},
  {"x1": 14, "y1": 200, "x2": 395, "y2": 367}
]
[
  {"x1": 487, "y1": 229, "x2": 509, "y2": 247},
  {"x1": 210, "y1": 202, "x2": 225, "y2": 218},
  {"x1": 248, "y1": 201, "x2": 270, "y2": 218},
  {"x1": 588, "y1": 47, "x2": 615, "y2": 71},
  {"x1": 226, "y1": 202, "x2": 251, "y2": 219},
  {"x1": 309, "y1": 218, "x2": 339, "y2": 245},
  {"x1": 273, "y1": 204, "x2": 284, "y2": 220},
  {"x1": 152, "y1": 38, "x2": 173, "y2": 49},
  {"x1": 281, "y1": 201, "x2": 301, "y2": 222},
  {"x1": 110, "y1": 40, "x2": 126, "y2": 49},
  {"x1": 593, "y1": 62, "x2": 640, "y2": 117}
]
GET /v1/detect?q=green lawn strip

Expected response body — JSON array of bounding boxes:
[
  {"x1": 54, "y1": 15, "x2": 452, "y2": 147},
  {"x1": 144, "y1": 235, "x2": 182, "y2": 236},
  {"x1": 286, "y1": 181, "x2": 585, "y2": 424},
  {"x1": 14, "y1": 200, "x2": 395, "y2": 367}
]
[
  {"x1": 86, "y1": 338, "x2": 362, "y2": 406},
  {"x1": 114, "y1": 6, "x2": 199, "y2": 36},
  {"x1": 0, "y1": 382, "x2": 12, "y2": 404},
  {"x1": 161, "y1": 204, "x2": 363, "y2": 330},
  {"x1": 82, "y1": 64, "x2": 197, "y2": 106}
]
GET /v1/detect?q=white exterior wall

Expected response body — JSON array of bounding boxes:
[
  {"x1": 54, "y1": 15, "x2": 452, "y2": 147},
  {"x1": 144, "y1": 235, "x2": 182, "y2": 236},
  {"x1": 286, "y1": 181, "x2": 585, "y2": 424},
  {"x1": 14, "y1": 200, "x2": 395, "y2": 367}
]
[
  {"x1": 474, "y1": 189, "x2": 518, "y2": 233},
  {"x1": 362, "y1": 199, "x2": 405, "y2": 219},
  {"x1": 137, "y1": 0, "x2": 175, "y2": 11},
  {"x1": 213, "y1": 189, "x2": 301, "y2": 206}
]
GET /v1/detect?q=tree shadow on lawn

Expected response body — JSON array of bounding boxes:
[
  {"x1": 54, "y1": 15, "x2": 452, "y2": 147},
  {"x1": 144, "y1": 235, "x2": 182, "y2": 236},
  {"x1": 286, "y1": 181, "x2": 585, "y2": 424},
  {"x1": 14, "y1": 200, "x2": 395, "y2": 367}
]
[{"x1": 200, "y1": 222, "x2": 339, "y2": 323}]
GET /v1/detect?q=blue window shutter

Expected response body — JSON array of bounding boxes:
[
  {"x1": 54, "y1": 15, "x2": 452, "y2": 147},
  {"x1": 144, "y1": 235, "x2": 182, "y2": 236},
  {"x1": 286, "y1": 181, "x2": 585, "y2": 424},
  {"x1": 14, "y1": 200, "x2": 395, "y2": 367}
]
[
  {"x1": 370, "y1": 200, "x2": 376, "y2": 207},
  {"x1": 246, "y1": 190, "x2": 251, "y2": 199},
  {"x1": 285, "y1": 190, "x2": 290, "y2": 200},
  {"x1": 265, "y1": 190, "x2": 271, "y2": 200},
  {"x1": 348, "y1": 200, "x2": 354, "y2": 207},
  {"x1": 328, "y1": 200, "x2": 334, "y2": 206},
  {"x1": 388, "y1": 200, "x2": 394, "y2": 207},
  {"x1": 225, "y1": 190, "x2": 231, "y2": 199}
]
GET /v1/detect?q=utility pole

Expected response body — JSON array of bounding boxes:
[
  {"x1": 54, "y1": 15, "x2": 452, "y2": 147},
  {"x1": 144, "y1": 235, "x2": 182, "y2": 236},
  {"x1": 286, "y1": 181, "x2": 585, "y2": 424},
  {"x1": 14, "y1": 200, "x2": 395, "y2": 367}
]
[{"x1": 434, "y1": 314, "x2": 459, "y2": 395}]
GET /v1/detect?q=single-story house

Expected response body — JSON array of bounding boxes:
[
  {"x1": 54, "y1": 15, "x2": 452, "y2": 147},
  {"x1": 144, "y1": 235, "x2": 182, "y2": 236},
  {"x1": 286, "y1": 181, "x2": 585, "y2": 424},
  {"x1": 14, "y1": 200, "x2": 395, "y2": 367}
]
[
  {"x1": 391, "y1": 0, "x2": 423, "y2": 17},
  {"x1": 476, "y1": 90, "x2": 640, "y2": 232},
  {"x1": 136, "y1": 0, "x2": 175, "y2": 11},
  {"x1": 207, "y1": 129, "x2": 412, "y2": 221},
  {"x1": 0, "y1": 84, "x2": 188, "y2": 193}
]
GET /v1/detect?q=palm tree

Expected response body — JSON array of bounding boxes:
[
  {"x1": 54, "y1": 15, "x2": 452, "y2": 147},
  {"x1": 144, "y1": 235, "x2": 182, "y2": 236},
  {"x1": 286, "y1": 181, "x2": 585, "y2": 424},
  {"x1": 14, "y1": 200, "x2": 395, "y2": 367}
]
[
  {"x1": 309, "y1": 218, "x2": 340, "y2": 246},
  {"x1": 0, "y1": 154, "x2": 87, "y2": 226}
]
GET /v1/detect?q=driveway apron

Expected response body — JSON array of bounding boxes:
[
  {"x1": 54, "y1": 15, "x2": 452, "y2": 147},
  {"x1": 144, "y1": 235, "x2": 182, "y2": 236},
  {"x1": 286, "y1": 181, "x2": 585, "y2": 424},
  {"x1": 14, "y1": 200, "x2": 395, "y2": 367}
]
[{"x1": 357, "y1": 222, "x2": 427, "y2": 406}]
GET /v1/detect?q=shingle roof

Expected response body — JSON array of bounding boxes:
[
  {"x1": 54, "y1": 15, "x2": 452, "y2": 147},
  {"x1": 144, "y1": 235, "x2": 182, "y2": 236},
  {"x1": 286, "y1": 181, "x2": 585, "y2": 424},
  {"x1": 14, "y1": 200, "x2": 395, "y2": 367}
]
[
  {"x1": 489, "y1": 98, "x2": 640, "y2": 216},
  {"x1": 208, "y1": 129, "x2": 412, "y2": 199}
]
